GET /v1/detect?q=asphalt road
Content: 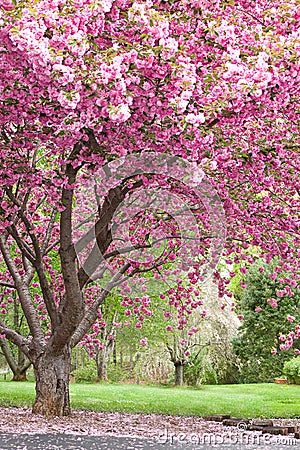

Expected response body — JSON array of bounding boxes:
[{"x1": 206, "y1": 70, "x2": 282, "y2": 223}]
[{"x1": 0, "y1": 433, "x2": 298, "y2": 450}]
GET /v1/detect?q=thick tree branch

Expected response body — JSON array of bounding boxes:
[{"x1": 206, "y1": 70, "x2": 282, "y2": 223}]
[
  {"x1": 70, "y1": 263, "x2": 130, "y2": 348},
  {"x1": 0, "y1": 282, "x2": 16, "y2": 289},
  {"x1": 76, "y1": 176, "x2": 143, "y2": 290},
  {"x1": 6, "y1": 224, "x2": 36, "y2": 263},
  {"x1": 54, "y1": 160, "x2": 85, "y2": 353},
  {"x1": 0, "y1": 236, "x2": 45, "y2": 350},
  {"x1": 0, "y1": 338, "x2": 17, "y2": 373},
  {"x1": 77, "y1": 185, "x2": 127, "y2": 289},
  {"x1": 0, "y1": 321, "x2": 30, "y2": 360}
]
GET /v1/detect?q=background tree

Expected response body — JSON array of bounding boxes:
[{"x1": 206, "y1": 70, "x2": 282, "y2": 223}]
[
  {"x1": 121, "y1": 279, "x2": 239, "y2": 386},
  {"x1": 233, "y1": 260, "x2": 300, "y2": 383}
]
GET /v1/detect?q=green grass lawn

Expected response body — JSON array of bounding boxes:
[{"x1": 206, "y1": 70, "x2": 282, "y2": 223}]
[{"x1": 0, "y1": 382, "x2": 299, "y2": 418}]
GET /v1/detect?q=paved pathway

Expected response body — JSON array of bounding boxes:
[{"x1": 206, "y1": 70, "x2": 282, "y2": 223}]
[{"x1": 0, "y1": 433, "x2": 298, "y2": 450}]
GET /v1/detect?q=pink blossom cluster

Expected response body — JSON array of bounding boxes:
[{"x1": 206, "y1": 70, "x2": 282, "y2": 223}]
[{"x1": 0, "y1": 0, "x2": 300, "y2": 359}]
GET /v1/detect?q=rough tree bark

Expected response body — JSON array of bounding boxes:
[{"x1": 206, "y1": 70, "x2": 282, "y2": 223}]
[
  {"x1": 166, "y1": 341, "x2": 187, "y2": 386},
  {"x1": 96, "y1": 348, "x2": 109, "y2": 382},
  {"x1": 12, "y1": 370, "x2": 27, "y2": 382},
  {"x1": 32, "y1": 346, "x2": 71, "y2": 416},
  {"x1": 174, "y1": 362, "x2": 184, "y2": 386}
]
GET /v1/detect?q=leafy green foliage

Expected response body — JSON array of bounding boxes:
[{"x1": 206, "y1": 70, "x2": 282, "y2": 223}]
[
  {"x1": 73, "y1": 360, "x2": 97, "y2": 383},
  {"x1": 106, "y1": 365, "x2": 129, "y2": 383},
  {"x1": 184, "y1": 350, "x2": 218, "y2": 385},
  {"x1": 183, "y1": 345, "x2": 239, "y2": 386},
  {"x1": 283, "y1": 358, "x2": 300, "y2": 384},
  {"x1": 232, "y1": 260, "x2": 300, "y2": 383}
]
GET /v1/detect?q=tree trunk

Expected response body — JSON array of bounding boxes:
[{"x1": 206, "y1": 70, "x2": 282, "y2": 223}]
[
  {"x1": 129, "y1": 351, "x2": 134, "y2": 376},
  {"x1": 174, "y1": 362, "x2": 184, "y2": 386},
  {"x1": 0, "y1": 338, "x2": 31, "y2": 382},
  {"x1": 12, "y1": 369, "x2": 28, "y2": 381},
  {"x1": 96, "y1": 339, "x2": 115, "y2": 382},
  {"x1": 96, "y1": 350, "x2": 109, "y2": 382},
  {"x1": 113, "y1": 344, "x2": 117, "y2": 366},
  {"x1": 32, "y1": 347, "x2": 71, "y2": 416}
]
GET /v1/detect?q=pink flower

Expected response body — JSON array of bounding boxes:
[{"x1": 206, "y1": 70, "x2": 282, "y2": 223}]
[
  {"x1": 166, "y1": 325, "x2": 172, "y2": 332},
  {"x1": 190, "y1": 326, "x2": 199, "y2": 333},
  {"x1": 140, "y1": 338, "x2": 148, "y2": 347},
  {"x1": 276, "y1": 289, "x2": 286, "y2": 298},
  {"x1": 294, "y1": 349, "x2": 300, "y2": 355},
  {"x1": 184, "y1": 350, "x2": 191, "y2": 357},
  {"x1": 255, "y1": 307, "x2": 262, "y2": 312},
  {"x1": 287, "y1": 315, "x2": 295, "y2": 323},
  {"x1": 267, "y1": 298, "x2": 278, "y2": 308},
  {"x1": 271, "y1": 348, "x2": 277, "y2": 355}
]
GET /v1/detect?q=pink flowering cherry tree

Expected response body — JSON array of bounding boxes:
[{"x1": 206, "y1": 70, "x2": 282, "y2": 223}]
[{"x1": 0, "y1": 0, "x2": 300, "y2": 416}]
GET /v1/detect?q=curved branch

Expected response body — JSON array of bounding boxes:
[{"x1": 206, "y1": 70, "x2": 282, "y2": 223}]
[
  {"x1": 0, "y1": 236, "x2": 45, "y2": 347},
  {"x1": 0, "y1": 321, "x2": 30, "y2": 360}
]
